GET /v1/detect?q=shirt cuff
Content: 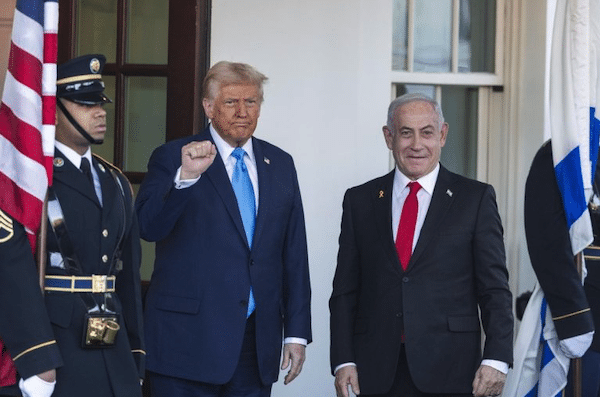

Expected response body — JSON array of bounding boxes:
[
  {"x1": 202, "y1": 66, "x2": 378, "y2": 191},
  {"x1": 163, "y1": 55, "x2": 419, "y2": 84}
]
[
  {"x1": 174, "y1": 166, "x2": 201, "y2": 189},
  {"x1": 284, "y1": 337, "x2": 307, "y2": 346},
  {"x1": 481, "y1": 359, "x2": 509, "y2": 374},
  {"x1": 334, "y1": 362, "x2": 356, "y2": 375}
]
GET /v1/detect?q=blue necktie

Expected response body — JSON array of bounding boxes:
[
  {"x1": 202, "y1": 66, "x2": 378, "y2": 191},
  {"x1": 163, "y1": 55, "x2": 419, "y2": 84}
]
[{"x1": 231, "y1": 147, "x2": 256, "y2": 317}]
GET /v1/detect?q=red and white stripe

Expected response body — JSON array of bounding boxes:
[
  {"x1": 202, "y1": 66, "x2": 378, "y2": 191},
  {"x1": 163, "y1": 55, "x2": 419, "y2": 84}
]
[{"x1": 0, "y1": 0, "x2": 57, "y2": 251}]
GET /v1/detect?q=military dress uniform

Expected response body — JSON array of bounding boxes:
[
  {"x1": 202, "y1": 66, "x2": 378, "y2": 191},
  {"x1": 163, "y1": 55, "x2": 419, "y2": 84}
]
[
  {"x1": 0, "y1": 210, "x2": 62, "y2": 396},
  {"x1": 40, "y1": 54, "x2": 145, "y2": 397},
  {"x1": 43, "y1": 149, "x2": 145, "y2": 397},
  {"x1": 525, "y1": 140, "x2": 599, "y2": 396}
]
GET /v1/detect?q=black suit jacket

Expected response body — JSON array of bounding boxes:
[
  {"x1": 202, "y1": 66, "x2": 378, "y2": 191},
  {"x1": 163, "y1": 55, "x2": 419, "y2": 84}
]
[
  {"x1": 43, "y1": 150, "x2": 144, "y2": 397},
  {"x1": 330, "y1": 166, "x2": 513, "y2": 395}
]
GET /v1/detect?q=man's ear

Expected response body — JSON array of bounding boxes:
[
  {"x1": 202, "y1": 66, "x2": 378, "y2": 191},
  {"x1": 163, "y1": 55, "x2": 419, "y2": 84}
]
[
  {"x1": 382, "y1": 126, "x2": 394, "y2": 150},
  {"x1": 202, "y1": 98, "x2": 213, "y2": 119}
]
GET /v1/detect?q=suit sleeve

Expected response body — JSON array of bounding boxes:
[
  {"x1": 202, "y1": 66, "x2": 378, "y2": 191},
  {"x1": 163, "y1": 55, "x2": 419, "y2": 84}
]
[
  {"x1": 281, "y1": 159, "x2": 312, "y2": 342},
  {"x1": 114, "y1": 174, "x2": 145, "y2": 378},
  {"x1": 524, "y1": 143, "x2": 594, "y2": 339},
  {"x1": 329, "y1": 189, "x2": 360, "y2": 373},
  {"x1": 472, "y1": 185, "x2": 514, "y2": 365},
  {"x1": 136, "y1": 143, "x2": 197, "y2": 242},
  {"x1": 0, "y1": 211, "x2": 62, "y2": 379}
]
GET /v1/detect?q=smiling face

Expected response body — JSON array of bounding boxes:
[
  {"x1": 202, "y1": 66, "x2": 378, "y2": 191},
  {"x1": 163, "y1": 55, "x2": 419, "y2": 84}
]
[
  {"x1": 383, "y1": 100, "x2": 448, "y2": 180},
  {"x1": 56, "y1": 99, "x2": 107, "y2": 155},
  {"x1": 202, "y1": 83, "x2": 261, "y2": 147}
]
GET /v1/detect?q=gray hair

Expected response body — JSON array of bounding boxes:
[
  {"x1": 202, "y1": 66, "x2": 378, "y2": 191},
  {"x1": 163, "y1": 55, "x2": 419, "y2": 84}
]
[
  {"x1": 386, "y1": 93, "x2": 445, "y2": 131},
  {"x1": 202, "y1": 61, "x2": 268, "y2": 102}
]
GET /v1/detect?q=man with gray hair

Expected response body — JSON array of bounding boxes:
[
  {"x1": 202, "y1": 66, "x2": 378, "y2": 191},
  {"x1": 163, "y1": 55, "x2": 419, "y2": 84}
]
[
  {"x1": 137, "y1": 61, "x2": 312, "y2": 397},
  {"x1": 330, "y1": 93, "x2": 513, "y2": 397}
]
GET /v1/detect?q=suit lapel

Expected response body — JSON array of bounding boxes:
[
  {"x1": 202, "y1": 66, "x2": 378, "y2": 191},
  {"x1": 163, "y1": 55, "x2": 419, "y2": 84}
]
[
  {"x1": 201, "y1": 128, "x2": 250, "y2": 248},
  {"x1": 371, "y1": 171, "x2": 401, "y2": 275},
  {"x1": 252, "y1": 138, "x2": 270, "y2": 251},
  {"x1": 53, "y1": 149, "x2": 100, "y2": 207},
  {"x1": 409, "y1": 166, "x2": 456, "y2": 267}
]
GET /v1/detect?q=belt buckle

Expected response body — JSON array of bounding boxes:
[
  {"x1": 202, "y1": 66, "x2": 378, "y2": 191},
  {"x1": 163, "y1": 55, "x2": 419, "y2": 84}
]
[{"x1": 92, "y1": 275, "x2": 107, "y2": 293}]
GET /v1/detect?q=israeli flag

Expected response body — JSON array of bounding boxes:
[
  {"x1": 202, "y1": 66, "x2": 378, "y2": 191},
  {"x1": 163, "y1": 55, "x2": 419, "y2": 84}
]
[
  {"x1": 502, "y1": 284, "x2": 569, "y2": 397},
  {"x1": 503, "y1": 0, "x2": 599, "y2": 396},
  {"x1": 547, "y1": 0, "x2": 596, "y2": 255}
]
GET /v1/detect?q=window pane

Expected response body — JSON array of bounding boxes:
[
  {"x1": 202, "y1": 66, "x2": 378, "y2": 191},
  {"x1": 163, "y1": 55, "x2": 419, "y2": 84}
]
[
  {"x1": 124, "y1": 77, "x2": 167, "y2": 172},
  {"x1": 94, "y1": 75, "x2": 115, "y2": 163},
  {"x1": 414, "y1": 0, "x2": 452, "y2": 73},
  {"x1": 459, "y1": 0, "x2": 496, "y2": 72},
  {"x1": 127, "y1": 0, "x2": 169, "y2": 64},
  {"x1": 392, "y1": 0, "x2": 408, "y2": 71},
  {"x1": 76, "y1": 0, "x2": 117, "y2": 63},
  {"x1": 394, "y1": 84, "x2": 478, "y2": 179},
  {"x1": 440, "y1": 86, "x2": 478, "y2": 179}
]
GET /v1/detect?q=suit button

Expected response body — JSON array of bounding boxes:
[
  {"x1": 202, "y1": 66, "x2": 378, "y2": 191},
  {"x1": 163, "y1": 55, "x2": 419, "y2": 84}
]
[
  {"x1": 102, "y1": 255, "x2": 108, "y2": 263},
  {"x1": 102, "y1": 229, "x2": 109, "y2": 237},
  {"x1": 240, "y1": 300, "x2": 247, "y2": 307},
  {"x1": 250, "y1": 260, "x2": 255, "y2": 266},
  {"x1": 396, "y1": 312, "x2": 403, "y2": 317},
  {"x1": 402, "y1": 277, "x2": 409, "y2": 282}
]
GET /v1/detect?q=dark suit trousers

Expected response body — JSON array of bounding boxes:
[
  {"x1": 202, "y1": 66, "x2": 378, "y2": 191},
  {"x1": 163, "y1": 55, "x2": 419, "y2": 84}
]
[
  {"x1": 149, "y1": 314, "x2": 272, "y2": 397},
  {"x1": 361, "y1": 345, "x2": 471, "y2": 397}
]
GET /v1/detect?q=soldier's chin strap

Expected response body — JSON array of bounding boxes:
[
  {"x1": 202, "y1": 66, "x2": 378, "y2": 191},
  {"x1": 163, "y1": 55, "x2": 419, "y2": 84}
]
[{"x1": 56, "y1": 99, "x2": 103, "y2": 145}]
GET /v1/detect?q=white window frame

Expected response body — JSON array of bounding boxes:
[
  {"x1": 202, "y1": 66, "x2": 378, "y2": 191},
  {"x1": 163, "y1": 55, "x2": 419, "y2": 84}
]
[{"x1": 390, "y1": 0, "x2": 504, "y2": 182}]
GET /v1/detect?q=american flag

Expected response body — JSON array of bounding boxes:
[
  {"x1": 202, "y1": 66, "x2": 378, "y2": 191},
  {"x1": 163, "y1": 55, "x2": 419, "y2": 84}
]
[{"x1": 0, "y1": 0, "x2": 58, "y2": 387}]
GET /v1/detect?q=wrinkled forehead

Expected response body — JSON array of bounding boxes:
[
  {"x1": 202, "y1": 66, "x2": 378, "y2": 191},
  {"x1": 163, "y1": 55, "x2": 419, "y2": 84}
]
[{"x1": 394, "y1": 101, "x2": 440, "y2": 128}]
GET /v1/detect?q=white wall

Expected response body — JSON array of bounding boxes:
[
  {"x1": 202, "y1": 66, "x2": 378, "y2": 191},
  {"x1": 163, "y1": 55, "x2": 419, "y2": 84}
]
[{"x1": 211, "y1": 1, "x2": 392, "y2": 395}]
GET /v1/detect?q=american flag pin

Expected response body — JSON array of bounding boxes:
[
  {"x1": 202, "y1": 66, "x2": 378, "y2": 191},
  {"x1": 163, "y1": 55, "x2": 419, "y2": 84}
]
[
  {"x1": 379, "y1": 190, "x2": 384, "y2": 198},
  {"x1": 264, "y1": 157, "x2": 270, "y2": 164},
  {"x1": 446, "y1": 189, "x2": 453, "y2": 197}
]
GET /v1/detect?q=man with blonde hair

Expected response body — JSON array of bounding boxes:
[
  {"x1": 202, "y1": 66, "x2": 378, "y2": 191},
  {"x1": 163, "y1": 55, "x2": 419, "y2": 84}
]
[{"x1": 137, "y1": 61, "x2": 312, "y2": 397}]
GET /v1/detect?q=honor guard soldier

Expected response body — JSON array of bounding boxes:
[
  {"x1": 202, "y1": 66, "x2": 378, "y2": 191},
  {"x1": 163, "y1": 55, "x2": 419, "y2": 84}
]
[
  {"x1": 525, "y1": 140, "x2": 600, "y2": 397},
  {"x1": 41, "y1": 54, "x2": 145, "y2": 397},
  {"x1": 0, "y1": 211, "x2": 62, "y2": 397}
]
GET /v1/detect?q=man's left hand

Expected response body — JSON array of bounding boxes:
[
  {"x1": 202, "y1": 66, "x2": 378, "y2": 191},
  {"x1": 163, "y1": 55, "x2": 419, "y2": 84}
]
[
  {"x1": 281, "y1": 343, "x2": 305, "y2": 385},
  {"x1": 472, "y1": 364, "x2": 506, "y2": 397}
]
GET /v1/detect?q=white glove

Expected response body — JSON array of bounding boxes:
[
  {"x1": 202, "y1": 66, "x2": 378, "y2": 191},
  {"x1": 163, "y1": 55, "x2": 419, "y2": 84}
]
[
  {"x1": 18, "y1": 375, "x2": 56, "y2": 397},
  {"x1": 558, "y1": 331, "x2": 595, "y2": 358}
]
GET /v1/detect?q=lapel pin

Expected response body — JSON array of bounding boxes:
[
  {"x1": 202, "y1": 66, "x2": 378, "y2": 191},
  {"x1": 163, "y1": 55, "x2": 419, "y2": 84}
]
[
  {"x1": 97, "y1": 163, "x2": 105, "y2": 173},
  {"x1": 264, "y1": 157, "x2": 270, "y2": 164},
  {"x1": 53, "y1": 157, "x2": 64, "y2": 167},
  {"x1": 446, "y1": 189, "x2": 453, "y2": 197},
  {"x1": 379, "y1": 190, "x2": 384, "y2": 198}
]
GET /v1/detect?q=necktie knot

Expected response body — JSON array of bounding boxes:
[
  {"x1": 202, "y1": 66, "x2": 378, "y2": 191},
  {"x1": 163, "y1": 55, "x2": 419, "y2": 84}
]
[
  {"x1": 408, "y1": 181, "x2": 421, "y2": 196},
  {"x1": 232, "y1": 147, "x2": 246, "y2": 161}
]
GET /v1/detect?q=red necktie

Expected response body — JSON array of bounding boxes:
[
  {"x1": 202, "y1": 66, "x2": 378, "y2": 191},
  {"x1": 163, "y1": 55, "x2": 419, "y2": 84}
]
[{"x1": 396, "y1": 181, "x2": 421, "y2": 270}]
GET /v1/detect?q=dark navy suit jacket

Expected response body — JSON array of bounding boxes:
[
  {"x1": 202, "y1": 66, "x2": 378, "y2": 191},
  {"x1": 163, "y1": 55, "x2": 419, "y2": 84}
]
[{"x1": 136, "y1": 126, "x2": 312, "y2": 385}]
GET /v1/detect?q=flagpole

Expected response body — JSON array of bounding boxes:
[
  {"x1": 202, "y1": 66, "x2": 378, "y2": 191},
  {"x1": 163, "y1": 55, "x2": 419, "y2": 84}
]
[
  {"x1": 36, "y1": 193, "x2": 48, "y2": 291},
  {"x1": 572, "y1": 252, "x2": 584, "y2": 397}
]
